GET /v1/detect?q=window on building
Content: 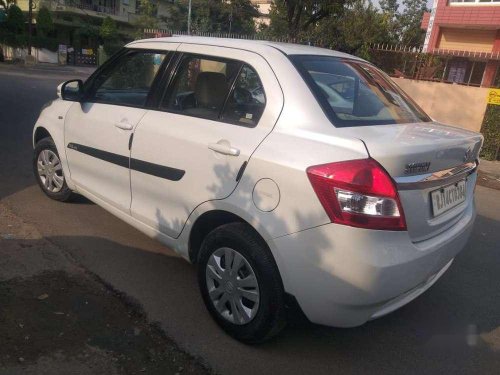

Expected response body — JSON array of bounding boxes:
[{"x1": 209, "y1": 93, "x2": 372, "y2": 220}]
[{"x1": 443, "y1": 59, "x2": 487, "y2": 86}]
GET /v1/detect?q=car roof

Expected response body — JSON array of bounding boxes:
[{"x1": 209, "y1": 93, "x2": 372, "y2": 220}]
[{"x1": 127, "y1": 36, "x2": 364, "y2": 61}]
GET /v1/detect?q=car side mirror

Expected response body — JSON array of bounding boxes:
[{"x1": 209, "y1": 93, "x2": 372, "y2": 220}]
[{"x1": 58, "y1": 79, "x2": 84, "y2": 101}]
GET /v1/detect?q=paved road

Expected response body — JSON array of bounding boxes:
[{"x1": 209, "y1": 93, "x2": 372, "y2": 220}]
[{"x1": 1, "y1": 64, "x2": 500, "y2": 375}]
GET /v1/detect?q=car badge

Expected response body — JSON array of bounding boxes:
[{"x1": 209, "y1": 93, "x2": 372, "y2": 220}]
[{"x1": 404, "y1": 162, "x2": 431, "y2": 175}]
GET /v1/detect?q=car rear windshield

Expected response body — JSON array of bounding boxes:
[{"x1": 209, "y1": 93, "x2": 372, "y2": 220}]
[{"x1": 290, "y1": 55, "x2": 431, "y2": 127}]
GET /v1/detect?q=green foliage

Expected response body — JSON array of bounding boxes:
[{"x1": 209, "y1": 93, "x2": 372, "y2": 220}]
[
  {"x1": 263, "y1": 0, "x2": 398, "y2": 58},
  {"x1": 5, "y1": 4, "x2": 23, "y2": 33},
  {"x1": 36, "y1": 6, "x2": 53, "y2": 37},
  {"x1": 73, "y1": 22, "x2": 99, "y2": 49},
  {"x1": 268, "y1": 0, "x2": 347, "y2": 39},
  {"x1": 164, "y1": 0, "x2": 258, "y2": 34},
  {"x1": 0, "y1": 4, "x2": 25, "y2": 47},
  {"x1": 379, "y1": 0, "x2": 399, "y2": 15},
  {"x1": 263, "y1": 0, "x2": 429, "y2": 53},
  {"x1": 134, "y1": 0, "x2": 159, "y2": 38},
  {"x1": 305, "y1": 0, "x2": 390, "y2": 57},
  {"x1": 400, "y1": 0, "x2": 427, "y2": 46},
  {"x1": 32, "y1": 35, "x2": 58, "y2": 51},
  {"x1": 100, "y1": 16, "x2": 120, "y2": 56},
  {"x1": 262, "y1": 2, "x2": 288, "y2": 38},
  {"x1": 480, "y1": 105, "x2": 500, "y2": 161},
  {"x1": 100, "y1": 16, "x2": 117, "y2": 40}
]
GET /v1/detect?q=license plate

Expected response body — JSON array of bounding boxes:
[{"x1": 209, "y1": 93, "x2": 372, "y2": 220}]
[{"x1": 431, "y1": 180, "x2": 467, "y2": 217}]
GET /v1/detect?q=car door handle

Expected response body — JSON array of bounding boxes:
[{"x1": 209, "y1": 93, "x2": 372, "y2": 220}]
[
  {"x1": 208, "y1": 143, "x2": 240, "y2": 156},
  {"x1": 114, "y1": 121, "x2": 134, "y2": 131}
]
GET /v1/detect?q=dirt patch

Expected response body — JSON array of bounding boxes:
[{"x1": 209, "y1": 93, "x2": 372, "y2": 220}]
[{"x1": 0, "y1": 271, "x2": 209, "y2": 375}]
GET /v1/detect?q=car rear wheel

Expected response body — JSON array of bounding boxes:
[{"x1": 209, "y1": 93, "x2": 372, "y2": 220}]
[
  {"x1": 198, "y1": 223, "x2": 286, "y2": 344},
  {"x1": 33, "y1": 137, "x2": 74, "y2": 202}
]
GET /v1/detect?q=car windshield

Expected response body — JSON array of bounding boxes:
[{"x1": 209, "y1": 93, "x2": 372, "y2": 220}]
[{"x1": 291, "y1": 55, "x2": 431, "y2": 127}]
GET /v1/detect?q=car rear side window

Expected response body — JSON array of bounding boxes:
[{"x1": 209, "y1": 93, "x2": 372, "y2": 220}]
[
  {"x1": 221, "y1": 65, "x2": 266, "y2": 127},
  {"x1": 90, "y1": 51, "x2": 167, "y2": 107},
  {"x1": 291, "y1": 55, "x2": 431, "y2": 127},
  {"x1": 162, "y1": 55, "x2": 241, "y2": 121}
]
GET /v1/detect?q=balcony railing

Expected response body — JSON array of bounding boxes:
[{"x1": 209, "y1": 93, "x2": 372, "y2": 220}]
[{"x1": 58, "y1": 0, "x2": 119, "y2": 16}]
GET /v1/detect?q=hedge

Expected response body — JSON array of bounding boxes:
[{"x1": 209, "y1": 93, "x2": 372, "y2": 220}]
[
  {"x1": 480, "y1": 105, "x2": 500, "y2": 161},
  {"x1": 0, "y1": 32, "x2": 58, "y2": 52}
]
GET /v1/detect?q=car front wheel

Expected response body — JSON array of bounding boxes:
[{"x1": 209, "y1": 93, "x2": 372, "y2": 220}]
[
  {"x1": 33, "y1": 137, "x2": 73, "y2": 202},
  {"x1": 198, "y1": 223, "x2": 286, "y2": 344}
]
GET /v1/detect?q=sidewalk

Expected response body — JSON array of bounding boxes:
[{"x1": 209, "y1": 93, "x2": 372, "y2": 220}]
[
  {"x1": 478, "y1": 158, "x2": 500, "y2": 190},
  {"x1": 0, "y1": 61, "x2": 96, "y2": 76}
]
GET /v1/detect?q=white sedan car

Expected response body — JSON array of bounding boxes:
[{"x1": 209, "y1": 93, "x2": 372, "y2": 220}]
[{"x1": 33, "y1": 37, "x2": 483, "y2": 343}]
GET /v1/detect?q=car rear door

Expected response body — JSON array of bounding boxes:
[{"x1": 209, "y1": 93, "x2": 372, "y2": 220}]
[
  {"x1": 130, "y1": 45, "x2": 284, "y2": 238},
  {"x1": 64, "y1": 49, "x2": 172, "y2": 212}
]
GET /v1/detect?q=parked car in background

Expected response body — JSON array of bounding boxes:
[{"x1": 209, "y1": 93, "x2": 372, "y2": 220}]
[{"x1": 32, "y1": 37, "x2": 483, "y2": 343}]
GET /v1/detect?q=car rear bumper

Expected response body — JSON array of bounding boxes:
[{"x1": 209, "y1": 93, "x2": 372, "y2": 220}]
[{"x1": 270, "y1": 199, "x2": 476, "y2": 327}]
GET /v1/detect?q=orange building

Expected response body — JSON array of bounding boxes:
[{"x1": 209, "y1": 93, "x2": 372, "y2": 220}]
[{"x1": 422, "y1": 0, "x2": 500, "y2": 87}]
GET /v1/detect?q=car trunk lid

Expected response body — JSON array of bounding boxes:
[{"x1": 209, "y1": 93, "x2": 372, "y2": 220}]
[{"x1": 338, "y1": 122, "x2": 483, "y2": 242}]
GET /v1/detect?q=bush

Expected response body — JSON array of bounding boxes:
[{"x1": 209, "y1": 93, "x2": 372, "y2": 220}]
[
  {"x1": 480, "y1": 105, "x2": 500, "y2": 161},
  {"x1": 32, "y1": 35, "x2": 58, "y2": 52},
  {"x1": 36, "y1": 6, "x2": 54, "y2": 37},
  {"x1": 5, "y1": 5, "x2": 24, "y2": 34}
]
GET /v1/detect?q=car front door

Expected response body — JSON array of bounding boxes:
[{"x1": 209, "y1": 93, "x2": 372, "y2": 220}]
[
  {"x1": 64, "y1": 49, "x2": 170, "y2": 212},
  {"x1": 130, "y1": 45, "x2": 284, "y2": 238}
]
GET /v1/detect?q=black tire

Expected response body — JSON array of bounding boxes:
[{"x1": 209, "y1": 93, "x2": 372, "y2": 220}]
[
  {"x1": 197, "y1": 223, "x2": 287, "y2": 344},
  {"x1": 33, "y1": 137, "x2": 74, "y2": 202}
]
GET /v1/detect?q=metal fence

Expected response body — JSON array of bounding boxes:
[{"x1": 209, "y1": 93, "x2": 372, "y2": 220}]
[{"x1": 368, "y1": 44, "x2": 499, "y2": 88}]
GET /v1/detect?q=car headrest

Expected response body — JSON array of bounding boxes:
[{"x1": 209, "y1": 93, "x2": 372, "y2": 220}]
[{"x1": 195, "y1": 72, "x2": 228, "y2": 109}]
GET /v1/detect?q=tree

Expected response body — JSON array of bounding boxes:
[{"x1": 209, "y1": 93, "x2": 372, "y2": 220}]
[
  {"x1": 139, "y1": 0, "x2": 258, "y2": 34},
  {"x1": 100, "y1": 16, "x2": 120, "y2": 55},
  {"x1": 36, "y1": 6, "x2": 53, "y2": 37},
  {"x1": 268, "y1": 0, "x2": 348, "y2": 39},
  {"x1": 1, "y1": 4, "x2": 25, "y2": 47},
  {"x1": 379, "y1": 0, "x2": 398, "y2": 15},
  {"x1": 134, "y1": 0, "x2": 159, "y2": 38},
  {"x1": 379, "y1": 0, "x2": 399, "y2": 44},
  {"x1": 99, "y1": 15, "x2": 117, "y2": 40},
  {"x1": 159, "y1": 1, "x2": 186, "y2": 30},
  {"x1": 299, "y1": 0, "x2": 391, "y2": 58},
  {"x1": 5, "y1": 3, "x2": 23, "y2": 33},
  {"x1": 399, "y1": 0, "x2": 428, "y2": 46},
  {"x1": 335, "y1": 0, "x2": 392, "y2": 58},
  {"x1": 222, "y1": 0, "x2": 259, "y2": 34}
]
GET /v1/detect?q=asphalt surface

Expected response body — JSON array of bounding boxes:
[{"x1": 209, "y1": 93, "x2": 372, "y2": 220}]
[{"x1": 1, "y1": 63, "x2": 500, "y2": 375}]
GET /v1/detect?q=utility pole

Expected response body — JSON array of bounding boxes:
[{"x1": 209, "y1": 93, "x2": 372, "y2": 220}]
[
  {"x1": 187, "y1": 0, "x2": 192, "y2": 35},
  {"x1": 28, "y1": 0, "x2": 33, "y2": 55}
]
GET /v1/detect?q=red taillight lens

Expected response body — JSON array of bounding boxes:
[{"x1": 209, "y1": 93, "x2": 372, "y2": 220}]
[{"x1": 307, "y1": 159, "x2": 407, "y2": 231}]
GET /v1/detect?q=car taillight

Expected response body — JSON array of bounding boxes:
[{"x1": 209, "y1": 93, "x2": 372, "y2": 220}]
[{"x1": 307, "y1": 159, "x2": 406, "y2": 231}]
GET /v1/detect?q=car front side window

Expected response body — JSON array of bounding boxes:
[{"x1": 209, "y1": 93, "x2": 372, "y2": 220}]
[{"x1": 89, "y1": 51, "x2": 167, "y2": 108}]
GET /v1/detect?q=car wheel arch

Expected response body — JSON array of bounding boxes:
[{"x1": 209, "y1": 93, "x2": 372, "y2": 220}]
[
  {"x1": 34, "y1": 126, "x2": 52, "y2": 146},
  {"x1": 188, "y1": 210, "x2": 272, "y2": 265}
]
